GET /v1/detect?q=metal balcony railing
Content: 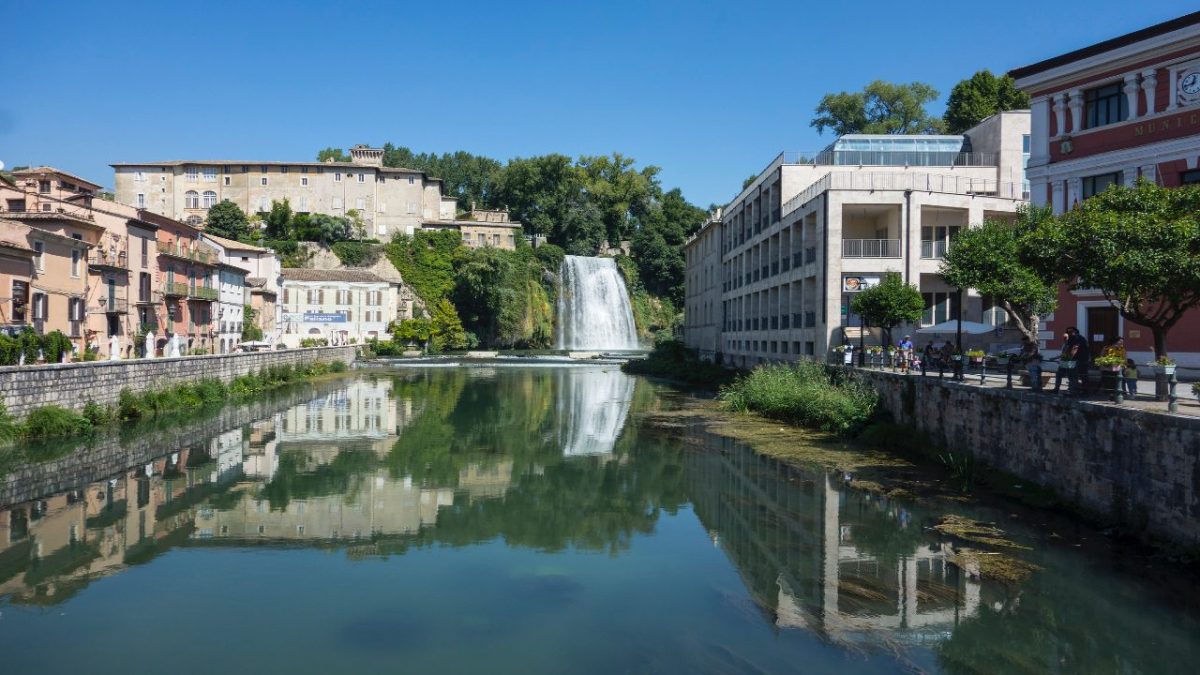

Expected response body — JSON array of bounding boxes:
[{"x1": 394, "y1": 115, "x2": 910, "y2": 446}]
[
  {"x1": 101, "y1": 295, "x2": 129, "y2": 313},
  {"x1": 89, "y1": 249, "x2": 129, "y2": 270},
  {"x1": 921, "y1": 240, "x2": 949, "y2": 259},
  {"x1": 842, "y1": 239, "x2": 902, "y2": 258},
  {"x1": 160, "y1": 242, "x2": 217, "y2": 265}
]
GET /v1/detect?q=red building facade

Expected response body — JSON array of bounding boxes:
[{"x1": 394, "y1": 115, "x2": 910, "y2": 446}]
[{"x1": 1012, "y1": 12, "x2": 1200, "y2": 366}]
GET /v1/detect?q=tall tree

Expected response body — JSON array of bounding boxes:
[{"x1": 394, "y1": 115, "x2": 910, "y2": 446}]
[
  {"x1": 577, "y1": 153, "x2": 661, "y2": 246},
  {"x1": 943, "y1": 69, "x2": 1032, "y2": 133},
  {"x1": 316, "y1": 147, "x2": 350, "y2": 163},
  {"x1": 811, "y1": 81, "x2": 945, "y2": 136},
  {"x1": 264, "y1": 199, "x2": 293, "y2": 238},
  {"x1": 205, "y1": 200, "x2": 250, "y2": 239},
  {"x1": 382, "y1": 144, "x2": 503, "y2": 211},
  {"x1": 1029, "y1": 179, "x2": 1200, "y2": 359},
  {"x1": 940, "y1": 206, "x2": 1058, "y2": 342},
  {"x1": 850, "y1": 272, "x2": 925, "y2": 348}
]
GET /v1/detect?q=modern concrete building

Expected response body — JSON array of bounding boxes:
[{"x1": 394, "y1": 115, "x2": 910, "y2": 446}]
[
  {"x1": 683, "y1": 115, "x2": 1031, "y2": 367},
  {"x1": 1012, "y1": 11, "x2": 1200, "y2": 366},
  {"x1": 112, "y1": 145, "x2": 449, "y2": 239},
  {"x1": 279, "y1": 268, "x2": 399, "y2": 347}
]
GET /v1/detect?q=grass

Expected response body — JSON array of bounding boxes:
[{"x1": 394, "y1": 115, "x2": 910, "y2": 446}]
[{"x1": 719, "y1": 361, "x2": 879, "y2": 435}]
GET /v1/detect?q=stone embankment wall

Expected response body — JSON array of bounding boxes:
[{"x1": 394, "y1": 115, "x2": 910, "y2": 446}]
[
  {"x1": 0, "y1": 346, "x2": 357, "y2": 419},
  {"x1": 856, "y1": 370, "x2": 1200, "y2": 547}
]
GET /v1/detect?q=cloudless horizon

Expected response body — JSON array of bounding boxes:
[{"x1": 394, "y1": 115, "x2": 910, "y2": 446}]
[{"x1": 0, "y1": 1, "x2": 1187, "y2": 208}]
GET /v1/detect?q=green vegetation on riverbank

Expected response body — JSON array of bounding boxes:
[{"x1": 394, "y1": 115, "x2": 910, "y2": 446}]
[
  {"x1": 0, "y1": 361, "x2": 348, "y2": 443},
  {"x1": 621, "y1": 339, "x2": 736, "y2": 387},
  {"x1": 719, "y1": 361, "x2": 879, "y2": 435}
]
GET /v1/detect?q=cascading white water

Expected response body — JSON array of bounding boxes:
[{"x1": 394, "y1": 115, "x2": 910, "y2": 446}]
[
  {"x1": 556, "y1": 255, "x2": 640, "y2": 351},
  {"x1": 557, "y1": 367, "x2": 635, "y2": 457}
]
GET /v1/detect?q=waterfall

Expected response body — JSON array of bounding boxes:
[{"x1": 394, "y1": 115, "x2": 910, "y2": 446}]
[{"x1": 556, "y1": 255, "x2": 640, "y2": 350}]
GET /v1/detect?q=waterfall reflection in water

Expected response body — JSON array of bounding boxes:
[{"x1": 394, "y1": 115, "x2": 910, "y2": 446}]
[{"x1": 556, "y1": 367, "x2": 635, "y2": 457}]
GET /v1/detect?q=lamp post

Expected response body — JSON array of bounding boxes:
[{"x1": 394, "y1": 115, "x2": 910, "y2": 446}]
[
  {"x1": 955, "y1": 287, "x2": 964, "y2": 381},
  {"x1": 858, "y1": 310, "x2": 866, "y2": 367}
]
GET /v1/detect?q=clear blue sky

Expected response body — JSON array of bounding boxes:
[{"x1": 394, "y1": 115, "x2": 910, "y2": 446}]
[{"x1": 0, "y1": 1, "x2": 1186, "y2": 207}]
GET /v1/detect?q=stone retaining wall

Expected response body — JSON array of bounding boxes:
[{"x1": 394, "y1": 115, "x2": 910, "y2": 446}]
[
  {"x1": 0, "y1": 346, "x2": 357, "y2": 419},
  {"x1": 856, "y1": 370, "x2": 1200, "y2": 547}
]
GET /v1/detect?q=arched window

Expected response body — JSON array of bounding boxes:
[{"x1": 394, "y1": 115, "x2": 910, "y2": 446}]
[
  {"x1": 185, "y1": 190, "x2": 199, "y2": 209},
  {"x1": 202, "y1": 190, "x2": 217, "y2": 208}
]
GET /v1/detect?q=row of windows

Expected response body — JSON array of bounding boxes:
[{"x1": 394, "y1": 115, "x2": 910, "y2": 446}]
[
  {"x1": 157, "y1": 166, "x2": 420, "y2": 186},
  {"x1": 281, "y1": 288, "x2": 386, "y2": 305},
  {"x1": 725, "y1": 339, "x2": 817, "y2": 356}
]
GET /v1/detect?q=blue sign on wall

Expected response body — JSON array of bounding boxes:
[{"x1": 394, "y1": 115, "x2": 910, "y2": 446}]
[{"x1": 303, "y1": 312, "x2": 347, "y2": 323}]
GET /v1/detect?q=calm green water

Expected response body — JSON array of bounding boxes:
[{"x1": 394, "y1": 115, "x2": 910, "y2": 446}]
[{"x1": 1, "y1": 365, "x2": 1199, "y2": 674}]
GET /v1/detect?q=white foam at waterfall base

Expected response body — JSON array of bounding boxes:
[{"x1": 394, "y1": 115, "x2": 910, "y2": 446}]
[{"x1": 557, "y1": 255, "x2": 640, "y2": 350}]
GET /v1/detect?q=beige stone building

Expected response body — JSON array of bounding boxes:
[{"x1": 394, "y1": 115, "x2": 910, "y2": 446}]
[
  {"x1": 112, "y1": 145, "x2": 452, "y2": 239},
  {"x1": 421, "y1": 206, "x2": 524, "y2": 250},
  {"x1": 684, "y1": 112, "x2": 1032, "y2": 367},
  {"x1": 279, "y1": 268, "x2": 407, "y2": 347}
]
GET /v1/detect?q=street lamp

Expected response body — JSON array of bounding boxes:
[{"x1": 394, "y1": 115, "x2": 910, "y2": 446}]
[{"x1": 955, "y1": 287, "x2": 964, "y2": 380}]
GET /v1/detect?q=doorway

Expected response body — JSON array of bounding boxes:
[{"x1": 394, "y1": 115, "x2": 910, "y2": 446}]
[{"x1": 1086, "y1": 306, "x2": 1119, "y2": 358}]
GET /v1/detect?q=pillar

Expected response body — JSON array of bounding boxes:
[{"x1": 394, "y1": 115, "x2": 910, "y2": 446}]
[
  {"x1": 1141, "y1": 69, "x2": 1158, "y2": 116},
  {"x1": 1123, "y1": 73, "x2": 1141, "y2": 119},
  {"x1": 1068, "y1": 89, "x2": 1083, "y2": 132}
]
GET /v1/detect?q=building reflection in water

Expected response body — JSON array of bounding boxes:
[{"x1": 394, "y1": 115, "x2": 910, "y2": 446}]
[
  {"x1": 684, "y1": 430, "x2": 983, "y2": 647},
  {"x1": 0, "y1": 377, "x2": 514, "y2": 604},
  {"x1": 555, "y1": 367, "x2": 635, "y2": 457}
]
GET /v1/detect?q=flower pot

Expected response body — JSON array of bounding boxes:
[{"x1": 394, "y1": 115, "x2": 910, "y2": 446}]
[
  {"x1": 1149, "y1": 364, "x2": 1176, "y2": 375},
  {"x1": 969, "y1": 357, "x2": 983, "y2": 365}
]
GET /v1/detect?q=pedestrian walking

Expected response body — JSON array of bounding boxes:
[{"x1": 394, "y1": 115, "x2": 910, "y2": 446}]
[{"x1": 1123, "y1": 358, "x2": 1139, "y2": 399}]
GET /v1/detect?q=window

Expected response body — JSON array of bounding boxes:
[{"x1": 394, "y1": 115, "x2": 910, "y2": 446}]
[
  {"x1": 301, "y1": 177, "x2": 309, "y2": 187},
  {"x1": 357, "y1": 173, "x2": 365, "y2": 183},
  {"x1": 334, "y1": 172, "x2": 342, "y2": 182},
  {"x1": 223, "y1": 176, "x2": 231, "y2": 186},
  {"x1": 134, "y1": 171, "x2": 146, "y2": 182},
  {"x1": 301, "y1": 166, "x2": 308, "y2": 174},
  {"x1": 33, "y1": 241, "x2": 45, "y2": 271},
  {"x1": 492, "y1": 233, "x2": 500, "y2": 246},
  {"x1": 141, "y1": 237, "x2": 148, "y2": 267},
  {"x1": 1182, "y1": 169, "x2": 1200, "y2": 185},
  {"x1": 260, "y1": 177, "x2": 268, "y2": 186},
  {"x1": 280, "y1": 166, "x2": 288, "y2": 174},
  {"x1": 478, "y1": 233, "x2": 486, "y2": 245},
  {"x1": 1082, "y1": 172, "x2": 1122, "y2": 199},
  {"x1": 379, "y1": 202, "x2": 387, "y2": 213},
  {"x1": 299, "y1": 196, "x2": 309, "y2": 211},
  {"x1": 136, "y1": 193, "x2": 146, "y2": 208},
  {"x1": 71, "y1": 249, "x2": 80, "y2": 277},
  {"x1": 407, "y1": 202, "x2": 416, "y2": 214},
  {"x1": 203, "y1": 167, "x2": 216, "y2": 182},
  {"x1": 32, "y1": 292, "x2": 48, "y2": 321},
  {"x1": 41, "y1": 203, "x2": 52, "y2": 212},
  {"x1": 355, "y1": 197, "x2": 365, "y2": 210},
  {"x1": 185, "y1": 190, "x2": 200, "y2": 209},
  {"x1": 333, "y1": 197, "x2": 343, "y2": 209},
  {"x1": 1084, "y1": 82, "x2": 1128, "y2": 129},
  {"x1": 203, "y1": 190, "x2": 217, "y2": 208},
  {"x1": 408, "y1": 176, "x2": 415, "y2": 185},
  {"x1": 260, "y1": 165, "x2": 268, "y2": 173},
  {"x1": 921, "y1": 292, "x2": 960, "y2": 325},
  {"x1": 186, "y1": 167, "x2": 198, "y2": 181},
  {"x1": 1022, "y1": 134, "x2": 1031, "y2": 153},
  {"x1": 38, "y1": 180, "x2": 50, "y2": 193}
]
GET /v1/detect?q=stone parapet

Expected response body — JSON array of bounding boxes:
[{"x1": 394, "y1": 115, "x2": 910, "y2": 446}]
[
  {"x1": 0, "y1": 346, "x2": 357, "y2": 419},
  {"x1": 855, "y1": 369, "x2": 1200, "y2": 547}
]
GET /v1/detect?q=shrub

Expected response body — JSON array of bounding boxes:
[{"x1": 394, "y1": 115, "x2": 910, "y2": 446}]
[
  {"x1": 0, "y1": 402, "x2": 16, "y2": 441},
  {"x1": 82, "y1": 400, "x2": 113, "y2": 426},
  {"x1": 23, "y1": 405, "x2": 92, "y2": 438},
  {"x1": 330, "y1": 360, "x2": 348, "y2": 372},
  {"x1": 331, "y1": 241, "x2": 382, "y2": 267},
  {"x1": 719, "y1": 361, "x2": 878, "y2": 435},
  {"x1": 622, "y1": 339, "x2": 735, "y2": 388}
]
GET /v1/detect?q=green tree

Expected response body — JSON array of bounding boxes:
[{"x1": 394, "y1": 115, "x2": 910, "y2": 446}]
[
  {"x1": 430, "y1": 298, "x2": 471, "y2": 351},
  {"x1": 940, "y1": 207, "x2": 1058, "y2": 342},
  {"x1": 382, "y1": 144, "x2": 503, "y2": 211},
  {"x1": 205, "y1": 200, "x2": 250, "y2": 239},
  {"x1": 316, "y1": 147, "x2": 350, "y2": 162},
  {"x1": 811, "y1": 80, "x2": 945, "y2": 135},
  {"x1": 577, "y1": 152, "x2": 660, "y2": 246},
  {"x1": 943, "y1": 69, "x2": 1032, "y2": 133},
  {"x1": 241, "y1": 304, "x2": 264, "y2": 341},
  {"x1": 630, "y1": 189, "x2": 706, "y2": 305},
  {"x1": 264, "y1": 199, "x2": 293, "y2": 239},
  {"x1": 1032, "y1": 179, "x2": 1200, "y2": 359},
  {"x1": 850, "y1": 272, "x2": 924, "y2": 347},
  {"x1": 742, "y1": 174, "x2": 759, "y2": 190}
]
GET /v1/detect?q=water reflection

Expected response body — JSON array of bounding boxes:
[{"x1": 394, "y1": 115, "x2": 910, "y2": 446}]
[{"x1": 1, "y1": 368, "x2": 1198, "y2": 672}]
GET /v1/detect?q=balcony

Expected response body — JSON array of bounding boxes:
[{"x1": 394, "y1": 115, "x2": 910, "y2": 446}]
[
  {"x1": 163, "y1": 282, "x2": 217, "y2": 300},
  {"x1": 843, "y1": 239, "x2": 901, "y2": 258},
  {"x1": 100, "y1": 295, "x2": 129, "y2": 313},
  {"x1": 160, "y1": 242, "x2": 217, "y2": 265},
  {"x1": 921, "y1": 240, "x2": 948, "y2": 259},
  {"x1": 89, "y1": 249, "x2": 129, "y2": 271}
]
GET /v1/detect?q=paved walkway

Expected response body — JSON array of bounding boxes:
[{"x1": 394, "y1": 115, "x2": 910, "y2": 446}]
[{"x1": 861, "y1": 363, "x2": 1200, "y2": 418}]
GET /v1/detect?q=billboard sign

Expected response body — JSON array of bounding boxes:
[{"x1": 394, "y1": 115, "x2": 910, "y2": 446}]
[{"x1": 842, "y1": 275, "x2": 880, "y2": 292}]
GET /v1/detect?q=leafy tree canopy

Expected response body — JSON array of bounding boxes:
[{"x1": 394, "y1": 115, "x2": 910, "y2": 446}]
[
  {"x1": 850, "y1": 272, "x2": 925, "y2": 346},
  {"x1": 316, "y1": 147, "x2": 350, "y2": 163},
  {"x1": 811, "y1": 80, "x2": 945, "y2": 135},
  {"x1": 1031, "y1": 179, "x2": 1200, "y2": 358},
  {"x1": 943, "y1": 69, "x2": 1032, "y2": 133},
  {"x1": 204, "y1": 200, "x2": 249, "y2": 240},
  {"x1": 940, "y1": 206, "x2": 1058, "y2": 341},
  {"x1": 264, "y1": 199, "x2": 292, "y2": 239}
]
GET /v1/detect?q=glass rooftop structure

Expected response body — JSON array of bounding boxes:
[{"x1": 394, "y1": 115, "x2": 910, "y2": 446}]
[{"x1": 808, "y1": 134, "x2": 993, "y2": 167}]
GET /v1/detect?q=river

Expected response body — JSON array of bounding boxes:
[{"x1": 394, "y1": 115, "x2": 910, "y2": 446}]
[{"x1": 0, "y1": 365, "x2": 1198, "y2": 673}]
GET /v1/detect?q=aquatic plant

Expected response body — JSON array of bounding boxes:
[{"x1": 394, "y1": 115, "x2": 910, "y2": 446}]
[{"x1": 719, "y1": 361, "x2": 879, "y2": 435}]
